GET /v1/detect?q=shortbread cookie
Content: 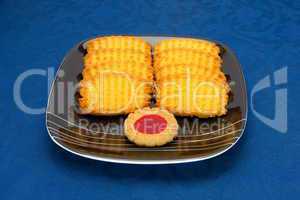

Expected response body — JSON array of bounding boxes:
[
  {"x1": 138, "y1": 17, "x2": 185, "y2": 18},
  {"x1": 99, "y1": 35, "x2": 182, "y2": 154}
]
[{"x1": 124, "y1": 108, "x2": 178, "y2": 147}]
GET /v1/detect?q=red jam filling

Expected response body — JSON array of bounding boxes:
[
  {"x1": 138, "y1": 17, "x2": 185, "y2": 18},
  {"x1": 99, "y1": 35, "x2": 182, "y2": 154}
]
[{"x1": 134, "y1": 114, "x2": 167, "y2": 134}]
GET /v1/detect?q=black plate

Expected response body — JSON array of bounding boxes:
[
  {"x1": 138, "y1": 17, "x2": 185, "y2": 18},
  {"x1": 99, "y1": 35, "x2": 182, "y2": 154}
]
[{"x1": 46, "y1": 36, "x2": 247, "y2": 164}]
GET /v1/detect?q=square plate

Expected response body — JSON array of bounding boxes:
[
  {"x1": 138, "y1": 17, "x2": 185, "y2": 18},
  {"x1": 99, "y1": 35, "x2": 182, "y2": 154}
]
[{"x1": 46, "y1": 36, "x2": 247, "y2": 164}]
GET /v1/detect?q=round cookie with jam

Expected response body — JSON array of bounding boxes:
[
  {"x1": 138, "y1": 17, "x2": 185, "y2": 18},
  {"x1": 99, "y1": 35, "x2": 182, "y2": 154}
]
[{"x1": 124, "y1": 108, "x2": 178, "y2": 147}]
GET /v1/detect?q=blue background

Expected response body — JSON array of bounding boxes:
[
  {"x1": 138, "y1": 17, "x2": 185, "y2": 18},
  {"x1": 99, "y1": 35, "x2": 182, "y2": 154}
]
[{"x1": 1, "y1": 0, "x2": 299, "y2": 199}]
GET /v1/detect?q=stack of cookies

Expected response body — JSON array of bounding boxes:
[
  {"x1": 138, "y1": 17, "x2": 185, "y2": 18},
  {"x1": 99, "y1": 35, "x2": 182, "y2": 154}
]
[
  {"x1": 154, "y1": 38, "x2": 230, "y2": 118},
  {"x1": 79, "y1": 36, "x2": 153, "y2": 115}
]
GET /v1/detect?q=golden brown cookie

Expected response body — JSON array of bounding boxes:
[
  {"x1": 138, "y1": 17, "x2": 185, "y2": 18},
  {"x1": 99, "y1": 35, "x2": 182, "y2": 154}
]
[
  {"x1": 154, "y1": 49, "x2": 221, "y2": 70},
  {"x1": 86, "y1": 36, "x2": 151, "y2": 54},
  {"x1": 156, "y1": 78, "x2": 229, "y2": 118},
  {"x1": 82, "y1": 61, "x2": 153, "y2": 82},
  {"x1": 84, "y1": 49, "x2": 152, "y2": 66},
  {"x1": 155, "y1": 64, "x2": 227, "y2": 84},
  {"x1": 79, "y1": 72, "x2": 152, "y2": 115},
  {"x1": 155, "y1": 38, "x2": 220, "y2": 56}
]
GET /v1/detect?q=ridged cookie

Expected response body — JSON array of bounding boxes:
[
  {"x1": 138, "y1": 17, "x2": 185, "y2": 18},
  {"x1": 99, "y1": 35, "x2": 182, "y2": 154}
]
[
  {"x1": 156, "y1": 78, "x2": 229, "y2": 118},
  {"x1": 155, "y1": 38, "x2": 220, "y2": 56},
  {"x1": 79, "y1": 72, "x2": 152, "y2": 115},
  {"x1": 86, "y1": 36, "x2": 151, "y2": 54},
  {"x1": 82, "y1": 61, "x2": 153, "y2": 81}
]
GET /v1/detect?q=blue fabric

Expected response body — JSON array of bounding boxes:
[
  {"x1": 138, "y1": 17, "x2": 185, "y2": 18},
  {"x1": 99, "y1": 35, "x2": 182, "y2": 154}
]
[{"x1": 0, "y1": 0, "x2": 299, "y2": 199}]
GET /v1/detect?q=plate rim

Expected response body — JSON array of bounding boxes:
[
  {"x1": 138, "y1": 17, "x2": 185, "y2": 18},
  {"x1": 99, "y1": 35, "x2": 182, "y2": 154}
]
[{"x1": 45, "y1": 35, "x2": 248, "y2": 165}]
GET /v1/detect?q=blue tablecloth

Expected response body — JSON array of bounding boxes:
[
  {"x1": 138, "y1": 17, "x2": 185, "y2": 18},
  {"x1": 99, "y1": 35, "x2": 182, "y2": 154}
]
[{"x1": 1, "y1": 1, "x2": 299, "y2": 199}]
